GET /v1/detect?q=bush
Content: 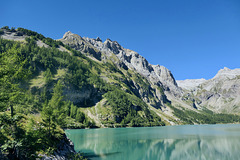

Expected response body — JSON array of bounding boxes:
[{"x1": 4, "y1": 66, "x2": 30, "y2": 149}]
[
  {"x1": 0, "y1": 30, "x2": 4, "y2": 35},
  {"x1": 1, "y1": 26, "x2": 9, "y2": 30}
]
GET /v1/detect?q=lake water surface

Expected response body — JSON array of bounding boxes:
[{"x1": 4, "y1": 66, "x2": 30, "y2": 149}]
[{"x1": 65, "y1": 124, "x2": 240, "y2": 160}]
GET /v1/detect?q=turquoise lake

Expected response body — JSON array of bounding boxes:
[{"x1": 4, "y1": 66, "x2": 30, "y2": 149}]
[{"x1": 65, "y1": 124, "x2": 240, "y2": 160}]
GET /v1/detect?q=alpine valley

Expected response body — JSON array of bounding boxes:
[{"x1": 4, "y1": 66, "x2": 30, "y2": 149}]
[{"x1": 1, "y1": 26, "x2": 240, "y2": 159}]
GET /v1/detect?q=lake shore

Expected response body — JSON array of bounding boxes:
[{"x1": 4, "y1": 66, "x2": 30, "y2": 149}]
[{"x1": 66, "y1": 124, "x2": 240, "y2": 160}]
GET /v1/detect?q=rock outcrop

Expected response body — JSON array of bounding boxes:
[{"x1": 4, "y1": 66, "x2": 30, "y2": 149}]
[{"x1": 39, "y1": 135, "x2": 79, "y2": 160}]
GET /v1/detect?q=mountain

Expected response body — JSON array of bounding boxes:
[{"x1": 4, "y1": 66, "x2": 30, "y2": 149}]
[
  {"x1": 60, "y1": 31, "x2": 182, "y2": 97},
  {"x1": 177, "y1": 78, "x2": 207, "y2": 90},
  {"x1": 0, "y1": 26, "x2": 240, "y2": 158},
  {"x1": 178, "y1": 67, "x2": 240, "y2": 113},
  {"x1": 59, "y1": 31, "x2": 184, "y2": 124},
  {"x1": 1, "y1": 27, "x2": 240, "y2": 125},
  {"x1": 58, "y1": 30, "x2": 240, "y2": 123}
]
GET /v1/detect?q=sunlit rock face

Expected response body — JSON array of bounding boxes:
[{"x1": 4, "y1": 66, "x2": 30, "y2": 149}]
[
  {"x1": 177, "y1": 67, "x2": 240, "y2": 113},
  {"x1": 60, "y1": 31, "x2": 183, "y2": 111},
  {"x1": 60, "y1": 31, "x2": 240, "y2": 116},
  {"x1": 60, "y1": 32, "x2": 181, "y2": 96}
]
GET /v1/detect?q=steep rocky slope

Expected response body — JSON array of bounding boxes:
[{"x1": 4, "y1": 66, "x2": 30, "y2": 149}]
[
  {"x1": 59, "y1": 31, "x2": 186, "y2": 123},
  {"x1": 177, "y1": 78, "x2": 207, "y2": 90},
  {"x1": 61, "y1": 33, "x2": 182, "y2": 97},
  {"x1": 60, "y1": 31, "x2": 182, "y2": 96},
  {"x1": 178, "y1": 67, "x2": 240, "y2": 113},
  {"x1": 59, "y1": 31, "x2": 240, "y2": 121}
]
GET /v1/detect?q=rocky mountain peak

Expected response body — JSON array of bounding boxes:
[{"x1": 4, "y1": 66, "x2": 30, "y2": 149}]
[
  {"x1": 96, "y1": 37, "x2": 102, "y2": 42},
  {"x1": 62, "y1": 31, "x2": 82, "y2": 42},
  {"x1": 152, "y1": 65, "x2": 182, "y2": 96},
  {"x1": 59, "y1": 31, "x2": 182, "y2": 99},
  {"x1": 105, "y1": 38, "x2": 112, "y2": 42},
  {"x1": 178, "y1": 67, "x2": 240, "y2": 91},
  {"x1": 103, "y1": 39, "x2": 123, "y2": 54},
  {"x1": 223, "y1": 67, "x2": 231, "y2": 71},
  {"x1": 62, "y1": 31, "x2": 73, "y2": 39},
  {"x1": 214, "y1": 67, "x2": 240, "y2": 80}
]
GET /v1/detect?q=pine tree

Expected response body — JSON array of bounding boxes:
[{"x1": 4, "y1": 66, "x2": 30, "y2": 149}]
[
  {"x1": 76, "y1": 109, "x2": 85, "y2": 123},
  {"x1": 41, "y1": 101, "x2": 55, "y2": 137},
  {"x1": 41, "y1": 80, "x2": 66, "y2": 136},
  {"x1": 70, "y1": 103, "x2": 77, "y2": 119},
  {"x1": 44, "y1": 68, "x2": 53, "y2": 85}
]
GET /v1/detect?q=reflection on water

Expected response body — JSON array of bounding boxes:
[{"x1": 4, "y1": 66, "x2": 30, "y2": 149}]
[{"x1": 66, "y1": 124, "x2": 240, "y2": 160}]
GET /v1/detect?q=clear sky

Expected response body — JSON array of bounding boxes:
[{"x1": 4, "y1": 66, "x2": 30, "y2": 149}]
[{"x1": 1, "y1": 0, "x2": 240, "y2": 80}]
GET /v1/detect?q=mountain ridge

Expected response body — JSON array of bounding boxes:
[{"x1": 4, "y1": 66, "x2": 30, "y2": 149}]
[
  {"x1": 59, "y1": 30, "x2": 240, "y2": 119},
  {"x1": 1, "y1": 27, "x2": 240, "y2": 122},
  {"x1": 1, "y1": 26, "x2": 240, "y2": 159},
  {"x1": 60, "y1": 31, "x2": 182, "y2": 96},
  {"x1": 178, "y1": 67, "x2": 240, "y2": 113}
]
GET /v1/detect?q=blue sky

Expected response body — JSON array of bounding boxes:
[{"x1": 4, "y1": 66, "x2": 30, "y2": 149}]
[{"x1": 1, "y1": 0, "x2": 240, "y2": 80}]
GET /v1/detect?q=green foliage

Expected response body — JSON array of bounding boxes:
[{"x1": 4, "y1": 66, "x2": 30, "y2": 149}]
[
  {"x1": 17, "y1": 27, "x2": 63, "y2": 47},
  {"x1": 68, "y1": 152, "x2": 87, "y2": 160},
  {"x1": 0, "y1": 39, "x2": 29, "y2": 111},
  {"x1": 0, "y1": 112, "x2": 42, "y2": 159},
  {"x1": 1, "y1": 26, "x2": 16, "y2": 32},
  {"x1": 18, "y1": 27, "x2": 45, "y2": 41},
  {"x1": 0, "y1": 27, "x2": 165, "y2": 158},
  {"x1": 104, "y1": 62, "x2": 119, "y2": 73},
  {"x1": 43, "y1": 68, "x2": 53, "y2": 84},
  {"x1": 104, "y1": 89, "x2": 164, "y2": 126},
  {"x1": 10, "y1": 27, "x2": 16, "y2": 32},
  {"x1": 41, "y1": 101, "x2": 57, "y2": 137},
  {"x1": 0, "y1": 29, "x2": 4, "y2": 35},
  {"x1": 2, "y1": 26, "x2": 240, "y2": 159},
  {"x1": 0, "y1": 37, "x2": 71, "y2": 158},
  {"x1": 70, "y1": 103, "x2": 77, "y2": 119},
  {"x1": 169, "y1": 104, "x2": 240, "y2": 124},
  {"x1": 42, "y1": 80, "x2": 68, "y2": 129},
  {"x1": 76, "y1": 109, "x2": 85, "y2": 123},
  {"x1": 1, "y1": 26, "x2": 10, "y2": 30},
  {"x1": 105, "y1": 89, "x2": 130, "y2": 123}
]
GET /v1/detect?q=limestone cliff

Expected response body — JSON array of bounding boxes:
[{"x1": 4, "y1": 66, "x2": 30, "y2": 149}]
[
  {"x1": 177, "y1": 67, "x2": 240, "y2": 113},
  {"x1": 60, "y1": 32, "x2": 182, "y2": 105}
]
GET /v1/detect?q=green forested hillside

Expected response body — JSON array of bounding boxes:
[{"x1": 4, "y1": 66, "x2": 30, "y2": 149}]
[
  {"x1": 0, "y1": 27, "x2": 164, "y2": 159},
  {"x1": 3, "y1": 26, "x2": 239, "y2": 159}
]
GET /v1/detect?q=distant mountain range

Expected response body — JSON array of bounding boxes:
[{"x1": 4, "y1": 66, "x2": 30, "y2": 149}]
[{"x1": 178, "y1": 67, "x2": 240, "y2": 113}]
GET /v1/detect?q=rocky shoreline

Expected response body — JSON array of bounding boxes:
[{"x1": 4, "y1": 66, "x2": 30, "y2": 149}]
[{"x1": 39, "y1": 134, "x2": 79, "y2": 160}]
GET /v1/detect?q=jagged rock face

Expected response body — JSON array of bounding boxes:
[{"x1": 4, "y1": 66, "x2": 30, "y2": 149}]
[
  {"x1": 152, "y1": 65, "x2": 182, "y2": 97},
  {"x1": 61, "y1": 31, "x2": 102, "y2": 60},
  {"x1": 214, "y1": 67, "x2": 240, "y2": 79},
  {"x1": 0, "y1": 29, "x2": 27, "y2": 41},
  {"x1": 178, "y1": 67, "x2": 240, "y2": 113},
  {"x1": 59, "y1": 32, "x2": 182, "y2": 100}
]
